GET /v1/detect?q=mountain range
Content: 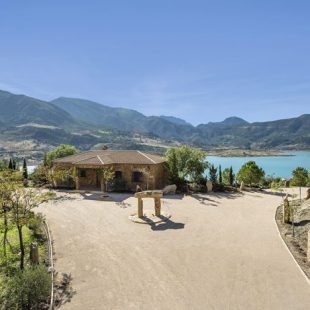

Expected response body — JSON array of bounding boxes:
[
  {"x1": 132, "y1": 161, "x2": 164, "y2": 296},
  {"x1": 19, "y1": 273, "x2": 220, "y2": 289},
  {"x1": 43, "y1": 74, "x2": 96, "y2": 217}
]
[{"x1": 0, "y1": 89, "x2": 309, "y2": 152}]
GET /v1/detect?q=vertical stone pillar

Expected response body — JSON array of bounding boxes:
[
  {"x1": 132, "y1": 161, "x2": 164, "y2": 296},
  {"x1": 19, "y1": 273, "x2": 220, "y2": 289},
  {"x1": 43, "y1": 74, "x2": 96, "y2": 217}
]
[
  {"x1": 138, "y1": 198, "x2": 143, "y2": 218},
  {"x1": 30, "y1": 243, "x2": 39, "y2": 265},
  {"x1": 283, "y1": 195, "x2": 290, "y2": 224},
  {"x1": 308, "y1": 230, "x2": 310, "y2": 263},
  {"x1": 206, "y1": 180, "x2": 213, "y2": 192},
  {"x1": 154, "y1": 197, "x2": 161, "y2": 217},
  {"x1": 100, "y1": 178, "x2": 105, "y2": 192},
  {"x1": 75, "y1": 177, "x2": 80, "y2": 190}
]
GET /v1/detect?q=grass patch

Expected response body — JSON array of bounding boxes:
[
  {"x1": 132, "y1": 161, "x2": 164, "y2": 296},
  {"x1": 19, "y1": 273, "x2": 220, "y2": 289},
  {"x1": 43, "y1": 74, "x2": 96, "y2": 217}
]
[{"x1": 0, "y1": 214, "x2": 48, "y2": 274}]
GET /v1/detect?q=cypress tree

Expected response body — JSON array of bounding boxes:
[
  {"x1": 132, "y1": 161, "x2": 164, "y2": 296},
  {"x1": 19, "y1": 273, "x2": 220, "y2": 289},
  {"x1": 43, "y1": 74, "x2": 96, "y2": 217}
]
[
  {"x1": 23, "y1": 158, "x2": 28, "y2": 179},
  {"x1": 8, "y1": 158, "x2": 13, "y2": 169},
  {"x1": 218, "y1": 165, "x2": 222, "y2": 184},
  {"x1": 229, "y1": 166, "x2": 234, "y2": 186},
  {"x1": 12, "y1": 159, "x2": 17, "y2": 170}
]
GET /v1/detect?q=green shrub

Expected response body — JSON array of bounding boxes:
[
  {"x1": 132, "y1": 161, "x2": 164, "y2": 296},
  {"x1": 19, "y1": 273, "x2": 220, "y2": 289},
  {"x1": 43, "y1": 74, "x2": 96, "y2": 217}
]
[
  {"x1": 27, "y1": 213, "x2": 46, "y2": 242},
  {"x1": 30, "y1": 165, "x2": 48, "y2": 186},
  {"x1": 111, "y1": 178, "x2": 128, "y2": 192},
  {"x1": 0, "y1": 265, "x2": 51, "y2": 309}
]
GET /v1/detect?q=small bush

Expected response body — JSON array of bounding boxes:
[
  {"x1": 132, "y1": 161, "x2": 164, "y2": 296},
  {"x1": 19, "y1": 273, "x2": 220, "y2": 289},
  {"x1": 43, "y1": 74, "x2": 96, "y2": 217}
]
[
  {"x1": 0, "y1": 265, "x2": 51, "y2": 309},
  {"x1": 30, "y1": 165, "x2": 48, "y2": 186},
  {"x1": 111, "y1": 178, "x2": 128, "y2": 192},
  {"x1": 27, "y1": 213, "x2": 46, "y2": 242}
]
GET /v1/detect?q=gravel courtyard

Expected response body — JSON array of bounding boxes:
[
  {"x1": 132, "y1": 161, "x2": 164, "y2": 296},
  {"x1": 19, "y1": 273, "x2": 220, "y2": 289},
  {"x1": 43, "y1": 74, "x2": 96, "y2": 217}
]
[{"x1": 37, "y1": 189, "x2": 310, "y2": 310}]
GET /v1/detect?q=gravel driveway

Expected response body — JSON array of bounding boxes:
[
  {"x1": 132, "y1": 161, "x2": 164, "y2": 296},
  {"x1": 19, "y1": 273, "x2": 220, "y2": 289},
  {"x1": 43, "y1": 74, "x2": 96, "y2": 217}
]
[{"x1": 37, "y1": 189, "x2": 310, "y2": 310}]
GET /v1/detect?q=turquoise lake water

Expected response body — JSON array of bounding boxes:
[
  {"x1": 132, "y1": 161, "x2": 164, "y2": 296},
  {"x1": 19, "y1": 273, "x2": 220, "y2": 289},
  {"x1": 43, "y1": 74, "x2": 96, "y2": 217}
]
[{"x1": 207, "y1": 151, "x2": 310, "y2": 178}]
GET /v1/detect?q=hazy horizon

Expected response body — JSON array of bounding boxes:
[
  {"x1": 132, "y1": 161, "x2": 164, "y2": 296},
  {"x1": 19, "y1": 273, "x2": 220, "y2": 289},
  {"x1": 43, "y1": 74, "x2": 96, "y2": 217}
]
[{"x1": 1, "y1": 1, "x2": 309, "y2": 125}]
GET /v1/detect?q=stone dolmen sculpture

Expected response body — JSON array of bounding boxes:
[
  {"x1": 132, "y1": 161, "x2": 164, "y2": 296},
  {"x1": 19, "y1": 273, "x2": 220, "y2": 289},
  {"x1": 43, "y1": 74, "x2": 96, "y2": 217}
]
[
  {"x1": 134, "y1": 190, "x2": 163, "y2": 218},
  {"x1": 130, "y1": 190, "x2": 171, "y2": 224}
]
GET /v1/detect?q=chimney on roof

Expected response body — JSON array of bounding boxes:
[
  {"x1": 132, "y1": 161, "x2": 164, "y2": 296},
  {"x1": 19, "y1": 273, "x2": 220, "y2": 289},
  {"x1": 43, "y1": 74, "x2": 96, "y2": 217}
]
[{"x1": 101, "y1": 145, "x2": 108, "y2": 150}]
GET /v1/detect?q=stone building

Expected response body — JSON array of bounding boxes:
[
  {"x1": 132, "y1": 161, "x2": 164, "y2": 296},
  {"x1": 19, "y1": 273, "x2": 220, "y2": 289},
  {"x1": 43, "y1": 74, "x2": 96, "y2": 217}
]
[{"x1": 52, "y1": 149, "x2": 168, "y2": 191}]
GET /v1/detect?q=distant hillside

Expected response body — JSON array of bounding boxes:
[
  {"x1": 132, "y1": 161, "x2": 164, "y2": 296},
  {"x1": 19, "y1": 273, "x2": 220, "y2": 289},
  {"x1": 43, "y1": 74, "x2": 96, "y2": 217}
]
[
  {"x1": 0, "y1": 90, "x2": 75, "y2": 127},
  {"x1": 50, "y1": 96, "x2": 196, "y2": 140},
  {"x1": 159, "y1": 115, "x2": 192, "y2": 126},
  {"x1": 197, "y1": 114, "x2": 310, "y2": 149},
  {"x1": 205, "y1": 117, "x2": 248, "y2": 127},
  {"x1": 51, "y1": 97, "x2": 146, "y2": 131},
  {"x1": 0, "y1": 89, "x2": 309, "y2": 151}
]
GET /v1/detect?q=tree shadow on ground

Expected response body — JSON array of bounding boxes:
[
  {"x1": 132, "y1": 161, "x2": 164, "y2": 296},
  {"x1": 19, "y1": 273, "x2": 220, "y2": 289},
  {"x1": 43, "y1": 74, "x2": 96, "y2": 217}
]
[
  {"x1": 191, "y1": 191, "x2": 244, "y2": 205},
  {"x1": 144, "y1": 217, "x2": 185, "y2": 231},
  {"x1": 52, "y1": 195, "x2": 77, "y2": 204},
  {"x1": 54, "y1": 272, "x2": 76, "y2": 309},
  {"x1": 295, "y1": 220, "x2": 310, "y2": 227},
  {"x1": 191, "y1": 194, "x2": 218, "y2": 206},
  {"x1": 161, "y1": 194, "x2": 185, "y2": 200},
  {"x1": 210, "y1": 191, "x2": 244, "y2": 199}
]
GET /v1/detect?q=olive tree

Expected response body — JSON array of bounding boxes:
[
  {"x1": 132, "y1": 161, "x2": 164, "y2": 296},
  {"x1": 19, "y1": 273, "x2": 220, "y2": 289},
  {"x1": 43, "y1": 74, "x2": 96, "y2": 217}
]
[
  {"x1": 291, "y1": 167, "x2": 308, "y2": 203},
  {"x1": 96, "y1": 167, "x2": 115, "y2": 192},
  {"x1": 237, "y1": 161, "x2": 265, "y2": 187},
  {"x1": 9, "y1": 189, "x2": 54, "y2": 270},
  {"x1": 46, "y1": 144, "x2": 78, "y2": 167},
  {"x1": 0, "y1": 170, "x2": 23, "y2": 258},
  {"x1": 165, "y1": 145, "x2": 208, "y2": 186}
]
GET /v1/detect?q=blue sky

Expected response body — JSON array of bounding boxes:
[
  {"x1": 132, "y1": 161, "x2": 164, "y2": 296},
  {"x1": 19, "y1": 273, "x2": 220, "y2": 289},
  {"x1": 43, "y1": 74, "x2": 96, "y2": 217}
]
[{"x1": 0, "y1": 1, "x2": 309, "y2": 125}]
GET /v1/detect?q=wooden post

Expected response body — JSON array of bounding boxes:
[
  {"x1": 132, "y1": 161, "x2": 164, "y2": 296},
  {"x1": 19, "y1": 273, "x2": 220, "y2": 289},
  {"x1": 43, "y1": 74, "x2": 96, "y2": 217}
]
[
  {"x1": 30, "y1": 242, "x2": 39, "y2": 265},
  {"x1": 75, "y1": 177, "x2": 80, "y2": 190},
  {"x1": 138, "y1": 198, "x2": 143, "y2": 218},
  {"x1": 154, "y1": 197, "x2": 161, "y2": 217},
  {"x1": 308, "y1": 230, "x2": 310, "y2": 263},
  {"x1": 283, "y1": 195, "x2": 290, "y2": 224}
]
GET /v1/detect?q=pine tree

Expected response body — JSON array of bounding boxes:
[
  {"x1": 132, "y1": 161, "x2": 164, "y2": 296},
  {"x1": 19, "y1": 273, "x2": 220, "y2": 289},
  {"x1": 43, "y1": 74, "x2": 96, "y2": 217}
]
[
  {"x1": 209, "y1": 164, "x2": 218, "y2": 184},
  {"x1": 23, "y1": 158, "x2": 28, "y2": 179},
  {"x1": 218, "y1": 165, "x2": 222, "y2": 184},
  {"x1": 12, "y1": 159, "x2": 17, "y2": 170}
]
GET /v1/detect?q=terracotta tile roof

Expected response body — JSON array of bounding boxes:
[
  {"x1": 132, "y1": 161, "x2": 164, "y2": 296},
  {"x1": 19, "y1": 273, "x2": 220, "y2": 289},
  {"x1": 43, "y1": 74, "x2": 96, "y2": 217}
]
[{"x1": 53, "y1": 150, "x2": 166, "y2": 166}]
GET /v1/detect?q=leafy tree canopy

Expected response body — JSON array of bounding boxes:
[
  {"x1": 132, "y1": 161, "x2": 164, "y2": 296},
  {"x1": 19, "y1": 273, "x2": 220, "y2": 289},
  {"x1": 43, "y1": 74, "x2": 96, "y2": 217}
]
[
  {"x1": 46, "y1": 144, "x2": 78, "y2": 167},
  {"x1": 291, "y1": 167, "x2": 308, "y2": 187},
  {"x1": 165, "y1": 145, "x2": 208, "y2": 184},
  {"x1": 236, "y1": 161, "x2": 265, "y2": 186}
]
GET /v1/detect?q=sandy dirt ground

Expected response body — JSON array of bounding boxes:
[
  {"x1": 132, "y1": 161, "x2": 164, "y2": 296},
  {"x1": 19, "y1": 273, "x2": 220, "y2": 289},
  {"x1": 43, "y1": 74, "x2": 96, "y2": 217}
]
[{"x1": 37, "y1": 188, "x2": 310, "y2": 310}]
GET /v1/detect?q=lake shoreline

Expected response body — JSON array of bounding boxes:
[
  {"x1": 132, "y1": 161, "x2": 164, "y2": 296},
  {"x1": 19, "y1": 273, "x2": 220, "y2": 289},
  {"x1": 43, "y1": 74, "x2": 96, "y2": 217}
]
[
  {"x1": 207, "y1": 151, "x2": 310, "y2": 178},
  {"x1": 204, "y1": 149, "x2": 300, "y2": 157}
]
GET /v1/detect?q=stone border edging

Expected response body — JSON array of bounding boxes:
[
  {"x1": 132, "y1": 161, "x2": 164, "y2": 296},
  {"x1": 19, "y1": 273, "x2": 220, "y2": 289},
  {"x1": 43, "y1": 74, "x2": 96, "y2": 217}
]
[
  {"x1": 274, "y1": 211, "x2": 310, "y2": 285},
  {"x1": 43, "y1": 220, "x2": 54, "y2": 310}
]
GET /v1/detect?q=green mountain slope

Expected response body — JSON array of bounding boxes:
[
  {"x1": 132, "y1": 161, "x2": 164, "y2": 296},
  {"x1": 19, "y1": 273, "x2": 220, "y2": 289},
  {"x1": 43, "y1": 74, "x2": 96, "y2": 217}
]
[
  {"x1": 50, "y1": 96, "x2": 196, "y2": 139},
  {"x1": 51, "y1": 97, "x2": 146, "y2": 131},
  {"x1": 0, "y1": 90, "x2": 76, "y2": 127},
  {"x1": 0, "y1": 89, "x2": 309, "y2": 151},
  {"x1": 197, "y1": 114, "x2": 310, "y2": 149}
]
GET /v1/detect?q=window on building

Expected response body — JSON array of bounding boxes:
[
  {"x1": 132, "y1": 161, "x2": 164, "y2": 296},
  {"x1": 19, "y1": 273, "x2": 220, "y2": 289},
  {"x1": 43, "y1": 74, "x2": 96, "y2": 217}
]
[
  {"x1": 132, "y1": 171, "x2": 143, "y2": 182},
  {"x1": 79, "y1": 169, "x2": 86, "y2": 177},
  {"x1": 115, "y1": 171, "x2": 122, "y2": 179}
]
